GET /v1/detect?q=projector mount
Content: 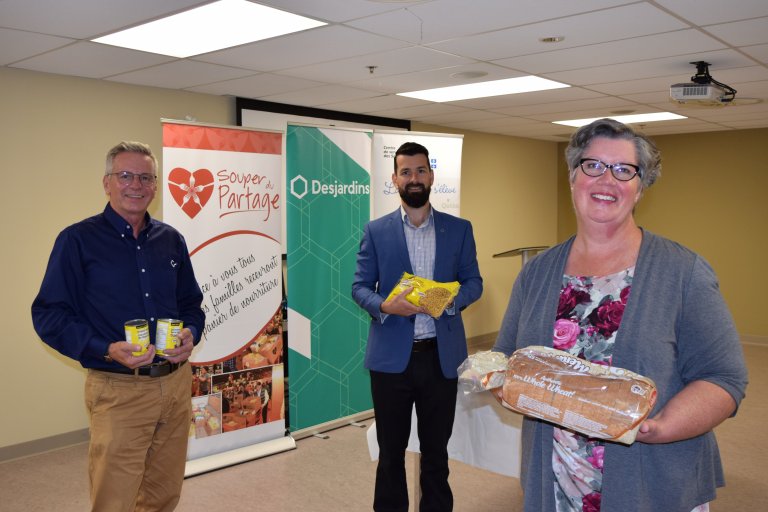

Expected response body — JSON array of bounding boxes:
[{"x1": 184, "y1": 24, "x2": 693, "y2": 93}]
[{"x1": 690, "y1": 61, "x2": 737, "y2": 103}]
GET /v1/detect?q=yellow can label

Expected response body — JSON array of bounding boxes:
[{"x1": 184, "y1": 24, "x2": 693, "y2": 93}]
[
  {"x1": 125, "y1": 319, "x2": 150, "y2": 356},
  {"x1": 156, "y1": 319, "x2": 183, "y2": 356}
]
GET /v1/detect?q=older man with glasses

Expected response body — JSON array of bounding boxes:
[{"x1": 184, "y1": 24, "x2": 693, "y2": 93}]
[{"x1": 32, "y1": 141, "x2": 205, "y2": 512}]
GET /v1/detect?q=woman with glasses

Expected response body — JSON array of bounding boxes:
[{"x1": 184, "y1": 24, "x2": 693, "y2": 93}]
[{"x1": 493, "y1": 118, "x2": 747, "y2": 512}]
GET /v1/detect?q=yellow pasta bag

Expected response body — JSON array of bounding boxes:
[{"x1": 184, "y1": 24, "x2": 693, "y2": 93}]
[{"x1": 385, "y1": 272, "x2": 460, "y2": 318}]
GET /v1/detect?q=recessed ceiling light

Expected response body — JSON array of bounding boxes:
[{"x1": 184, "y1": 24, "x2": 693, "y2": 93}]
[
  {"x1": 92, "y1": 0, "x2": 326, "y2": 58},
  {"x1": 553, "y1": 112, "x2": 687, "y2": 127},
  {"x1": 398, "y1": 76, "x2": 570, "y2": 102}
]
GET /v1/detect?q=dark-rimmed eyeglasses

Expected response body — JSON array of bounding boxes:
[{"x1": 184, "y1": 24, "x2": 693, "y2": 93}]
[
  {"x1": 107, "y1": 171, "x2": 157, "y2": 186},
  {"x1": 579, "y1": 158, "x2": 640, "y2": 182}
]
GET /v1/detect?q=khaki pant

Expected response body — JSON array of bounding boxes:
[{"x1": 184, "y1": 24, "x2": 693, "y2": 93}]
[{"x1": 85, "y1": 364, "x2": 192, "y2": 512}]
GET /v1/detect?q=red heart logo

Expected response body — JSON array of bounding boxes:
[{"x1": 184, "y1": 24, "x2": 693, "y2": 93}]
[{"x1": 167, "y1": 168, "x2": 214, "y2": 219}]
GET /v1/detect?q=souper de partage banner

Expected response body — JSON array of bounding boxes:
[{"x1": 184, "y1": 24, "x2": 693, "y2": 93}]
[{"x1": 162, "y1": 121, "x2": 285, "y2": 460}]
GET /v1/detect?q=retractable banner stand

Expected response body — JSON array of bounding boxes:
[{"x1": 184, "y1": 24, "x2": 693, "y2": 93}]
[
  {"x1": 285, "y1": 124, "x2": 373, "y2": 431},
  {"x1": 161, "y1": 121, "x2": 294, "y2": 475},
  {"x1": 372, "y1": 130, "x2": 463, "y2": 219}
]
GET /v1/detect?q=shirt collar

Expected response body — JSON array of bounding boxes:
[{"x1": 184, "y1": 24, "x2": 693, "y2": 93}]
[
  {"x1": 399, "y1": 205, "x2": 433, "y2": 229},
  {"x1": 103, "y1": 203, "x2": 154, "y2": 237}
]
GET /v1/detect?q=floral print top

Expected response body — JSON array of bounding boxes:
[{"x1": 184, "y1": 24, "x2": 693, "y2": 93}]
[{"x1": 552, "y1": 267, "x2": 633, "y2": 512}]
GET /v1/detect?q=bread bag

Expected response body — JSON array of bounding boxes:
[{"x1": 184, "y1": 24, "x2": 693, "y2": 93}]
[{"x1": 458, "y1": 346, "x2": 657, "y2": 444}]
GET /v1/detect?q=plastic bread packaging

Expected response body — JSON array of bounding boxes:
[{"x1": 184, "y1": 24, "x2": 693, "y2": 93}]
[
  {"x1": 385, "y1": 272, "x2": 460, "y2": 318},
  {"x1": 457, "y1": 350, "x2": 508, "y2": 393},
  {"x1": 458, "y1": 346, "x2": 657, "y2": 445}
]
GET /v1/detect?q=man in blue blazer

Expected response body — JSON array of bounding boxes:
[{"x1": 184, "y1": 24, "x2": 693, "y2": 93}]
[{"x1": 352, "y1": 142, "x2": 482, "y2": 512}]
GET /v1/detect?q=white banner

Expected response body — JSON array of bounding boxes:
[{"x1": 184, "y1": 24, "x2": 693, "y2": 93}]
[
  {"x1": 372, "y1": 130, "x2": 463, "y2": 219},
  {"x1": 162, "y1": 121, "x2": 288, "y2": 462}
]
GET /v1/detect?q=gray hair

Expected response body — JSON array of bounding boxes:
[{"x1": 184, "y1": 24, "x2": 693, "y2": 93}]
[
  {"x1": 564, "y1": 118, "x2": 661, "y2": 190},
  {"x1": 105, "y1": 141, "x2": 158, "y2": 174}
]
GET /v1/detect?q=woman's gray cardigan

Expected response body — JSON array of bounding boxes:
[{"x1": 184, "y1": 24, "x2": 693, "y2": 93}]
[{"x1": 492, "y1": 230, "x2": 748, "y2": 512}]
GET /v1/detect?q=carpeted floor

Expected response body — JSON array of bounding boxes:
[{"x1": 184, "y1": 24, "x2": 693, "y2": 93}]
[{"x1": 1, "y1": 344, "x2": 765, "y2": 511}]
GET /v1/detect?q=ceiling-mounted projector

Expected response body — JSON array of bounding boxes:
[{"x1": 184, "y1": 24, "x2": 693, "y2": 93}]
[
  {"x1": 670, "y1": 82, "x2": 726, "y2": 102},
  {"x1": 670, "y1": 61, "x2": 736, "y2": 106}
]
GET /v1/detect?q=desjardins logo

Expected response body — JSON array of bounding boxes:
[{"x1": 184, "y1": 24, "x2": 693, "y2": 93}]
[{"x1": 290, "y1": 175, "x2": 370, "y2": 199}]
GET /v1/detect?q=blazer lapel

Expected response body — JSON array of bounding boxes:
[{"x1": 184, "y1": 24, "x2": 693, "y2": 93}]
[
  {"x1": 388, "y1": 210, "x2": 413, "y2": 274},
  {"x1": 433, "y1": 210, "x2": 448, "y2": 282}
]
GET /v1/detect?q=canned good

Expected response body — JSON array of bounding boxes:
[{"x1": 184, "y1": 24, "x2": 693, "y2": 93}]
[
  {"x1": 125, "y1": 319, "x2": 150, "y2": 356},
  {"x1": 156, "y1": 319, "x2": 183, "y2": 356}
]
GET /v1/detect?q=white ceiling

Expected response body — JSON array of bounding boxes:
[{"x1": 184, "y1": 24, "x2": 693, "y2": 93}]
[{"x1": 2, "y1": 0, "x2": 767, "y2": 141}]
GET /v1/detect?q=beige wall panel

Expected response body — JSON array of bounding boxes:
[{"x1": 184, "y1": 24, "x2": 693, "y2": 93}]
[
  {"x1": 557, "y1": 128, "x2": 768, "y2": 337},
  {"x1": 1, "y1": 68, "x2": 231, "y2": 448}
]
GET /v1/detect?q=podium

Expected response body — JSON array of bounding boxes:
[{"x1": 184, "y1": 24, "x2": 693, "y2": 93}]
[{"x1": 492, "y1": 246, "x2": 548, "y2": 266}]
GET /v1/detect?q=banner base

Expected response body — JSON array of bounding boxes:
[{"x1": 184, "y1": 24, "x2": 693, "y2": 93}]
[
  {"x1": 184, "y1": 435, "x2": 296, "y2": 477},
  {"x1": 291, "y1": 410, "x2": 375, "y2": 441}
]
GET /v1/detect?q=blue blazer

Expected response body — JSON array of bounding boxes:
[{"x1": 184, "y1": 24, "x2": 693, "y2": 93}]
[{"x1": 352, "y1": 208, "x2": 483, "y2": 378}]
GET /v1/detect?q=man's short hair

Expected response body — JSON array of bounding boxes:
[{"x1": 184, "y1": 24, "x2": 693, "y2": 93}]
[
  {"x1": 105, "y1": 141, "x2": 158, "y2": 174},
  {"x1": 393, "y1": 142, "x2": 429, "y2": 172}
]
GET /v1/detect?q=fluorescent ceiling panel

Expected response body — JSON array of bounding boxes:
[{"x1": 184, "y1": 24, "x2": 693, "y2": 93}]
[
  {"x1": 553, "y1": 112, "x2": 687, "y2": 127},
  {"x1": 397, "y1": 76, "x2": 570, "y2": 102},
  {"x1": 92, "y1": 0, "x2": 326, "y2": 58}
]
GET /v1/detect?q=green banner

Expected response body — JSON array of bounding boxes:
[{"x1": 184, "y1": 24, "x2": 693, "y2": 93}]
[{"x1": 286, "y1": 125, "x2": 373, "y2": 430}]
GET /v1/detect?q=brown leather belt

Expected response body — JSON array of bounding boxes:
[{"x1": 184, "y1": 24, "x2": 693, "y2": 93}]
[{"x1": 99, "y1": 360, "x2": 186, "y2": 377}]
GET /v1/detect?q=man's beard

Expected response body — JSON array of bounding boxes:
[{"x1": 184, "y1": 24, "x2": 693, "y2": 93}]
[{"x1": 399, "y1": 184, "x2": 431, "y2": 208}]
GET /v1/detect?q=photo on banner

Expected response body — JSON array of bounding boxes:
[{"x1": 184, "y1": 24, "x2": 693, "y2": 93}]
[
  {"x1": 161, "y1": 121, "x2": 287, "y2": 461},
  {"x1": 372, "y1": 130, "x2": 463, "y2": 219},
  {"x1": 285, "y1": 124, "x2": 373, "y2": 431}
]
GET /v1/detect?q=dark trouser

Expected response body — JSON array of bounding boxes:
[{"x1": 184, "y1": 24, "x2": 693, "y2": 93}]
[{"x1": 370, "y1": 345, "x2": 458, "y2": 512}]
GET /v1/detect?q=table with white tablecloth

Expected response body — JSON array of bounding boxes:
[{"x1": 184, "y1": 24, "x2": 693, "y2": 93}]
[{"x1": 366, "y1": 388, "x2": 523, "y2": 478}]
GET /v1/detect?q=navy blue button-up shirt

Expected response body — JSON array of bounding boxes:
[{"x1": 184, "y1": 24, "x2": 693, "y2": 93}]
[{"x1": 32, "y1": 203, "x2": 205, "y2": 369}]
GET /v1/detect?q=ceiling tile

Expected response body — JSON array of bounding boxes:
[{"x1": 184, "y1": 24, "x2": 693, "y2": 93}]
[
  {"x1": 0, "y1": 28, "x2": 74, "y2": 65},
  {"x1": 187, "y1": 73, "x2": 327, "y2": 97},
  {"x1": 430, "y1": 3, "x2": 691, "y2": 62},
  {"x1": 276, "y1": 46, "x2": 473, "y2": 83},
  {"x1": 10, "y1": 42, "x2": 173, "y2": 78},
  {"x1": 415, "y1": 109, "x2": 509, "y2": 125},
  {"x1": 259, "y1": 84, "x2": 383, "y2": 107},
  {"x1": 194, "y1": 25, "x2": 409, "y2": 72},
  {"x1": 320, "y1": 94, "x2": 429, "y2": 115},
  {"x1": 543, "y1": 49, "x2": 756, "y2": 86},
  {"x1": 449, "y1": 87, "x2": 604, "y2": 110},
  {"x1": 349, "y1": 63, "x2": 525, "y2": 94},
  {"x1": 496, "y1": 97, "x2": 640, "y2": 117},
  {"x1": 587, "y1": 73, "x2": 695, "y2": 96},
  {"x1": 719, "y1": 119, "x2": 768, "y2": 128},
  {"x1": 492, "y1": 30, "x2": 725, "y2": 75},
  {"x1": 655, "y1": 0, "x2": 768, "y2": 26},
  {"x1": 375, "y1": 103, "x2": 469, "y2": 119},
  {"x1": 106, "y1": 60, "x2": 255, "y2": 89},
  {"x1": 256, "y1": 0, "x2": 408, "y2": 23},
  {"x1": 740, "y1": 44, "x2": 768, "y2": 64},
  {"x1": 348, "y1": 0, "x2": 638, "y2": 45},
  {"x1": 704, "y1": 17, "x2": 768, "y2": 47}
]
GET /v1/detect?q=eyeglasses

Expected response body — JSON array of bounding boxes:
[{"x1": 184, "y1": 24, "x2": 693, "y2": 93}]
[
  {"x1": 107, "y1": 171, "x2": 157, "y2": 186},
  {"x1": 579, "y1": 158, "x2": 640, "y2": 182}
]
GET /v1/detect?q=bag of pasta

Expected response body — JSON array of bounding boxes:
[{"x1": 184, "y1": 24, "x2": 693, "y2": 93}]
[{"x1": 385, "y1": 272, "x2": 460, "y2": 318}]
